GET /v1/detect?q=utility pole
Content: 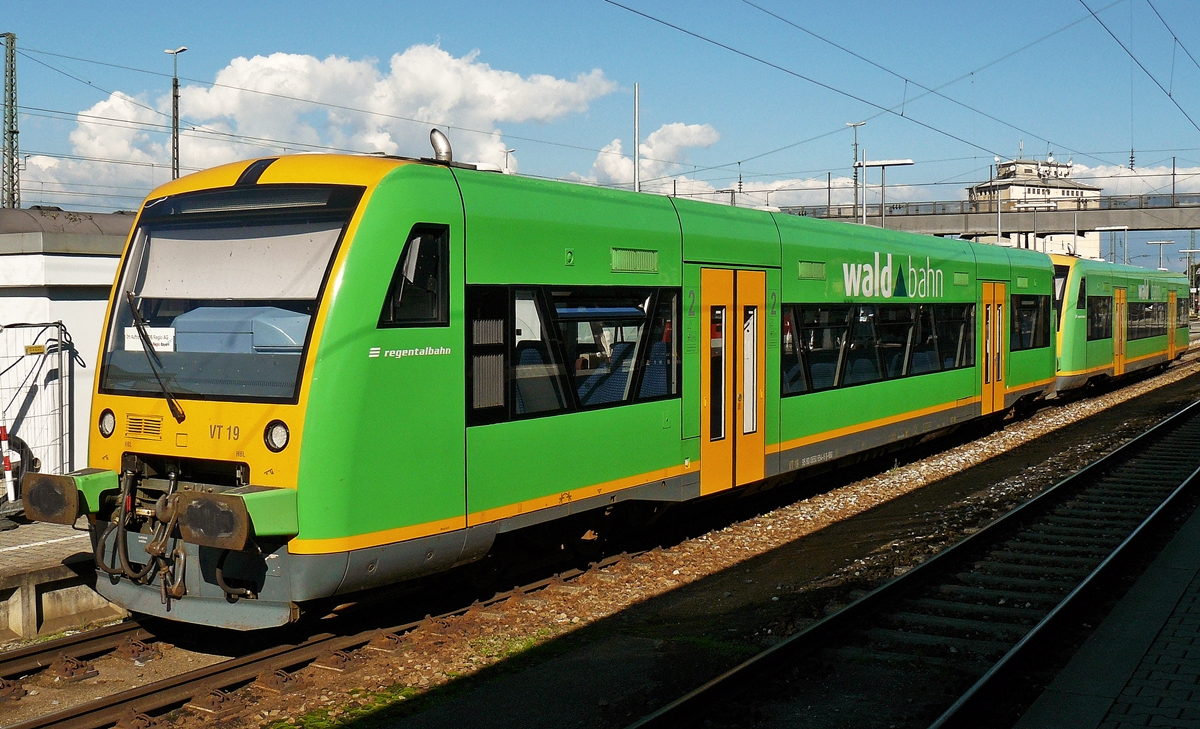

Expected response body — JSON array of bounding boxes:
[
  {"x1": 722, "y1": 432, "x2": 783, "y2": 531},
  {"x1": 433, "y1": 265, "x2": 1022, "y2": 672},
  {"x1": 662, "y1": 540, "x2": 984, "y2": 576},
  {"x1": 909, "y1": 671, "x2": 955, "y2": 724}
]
[
  {"x1": 2, "y1": 32, "x2": 18, "y2": 209},
  {"x1": 165, "y1": 46, "x2": 187, "y2": 180},
  {"x1": 633, "y1": 82, "x2": 640, "y2": 193},
  {"x1": 847, "y1": 122, "x2": 865, "y2": 220}
]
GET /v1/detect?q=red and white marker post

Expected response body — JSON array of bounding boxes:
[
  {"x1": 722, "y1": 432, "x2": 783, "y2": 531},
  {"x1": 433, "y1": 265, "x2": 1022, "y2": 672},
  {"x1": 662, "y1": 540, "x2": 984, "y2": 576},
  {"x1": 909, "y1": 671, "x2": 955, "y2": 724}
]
[{"x1": 0, "y1": 424, "x2": 13, "y2": 502}]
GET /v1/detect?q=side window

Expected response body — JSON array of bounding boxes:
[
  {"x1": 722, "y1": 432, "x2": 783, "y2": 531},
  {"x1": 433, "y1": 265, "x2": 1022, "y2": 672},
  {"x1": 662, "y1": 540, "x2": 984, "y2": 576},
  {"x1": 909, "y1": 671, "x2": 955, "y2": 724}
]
[
  {"x1": 1086, "y1": 296, "x2": 1113, "y2": 340},
  {"x1": 467, "y1": 285, "x2": 681, "y2": 424},
  {"x1": 780, "y1": 306, "x2": 808, "y2": 395},
  {"x1": 1179, "y1": 295, "x2": 1189, "y2": 326},
  {"x1": 909, "y1": 305, "x2": 941, "y2": 374},
  {"x1": 1076, "y1": 277, "x2": 1087, "y2": 310},
  {"x1": 798, "y1": 305, "x2": 851, "y2": 391},
  {"x1": 638, "y1": 292, "x2": 680, "y2": 401},
  {"x1": 876, "y1": 305, "x2": 915, "y2": 378},
  {"x1": 551, "y1": 289, "x2": 649, "y2": 408},
  {"x1": 1053, "y1": 264, "x2": 1070, "y2": 328},
  {"x1": 513, "y1": 289, "x2": 570, "y2": 416},
  {"x1": 466, "y1": 286, "x2": 508, "y2": 426},
  {"x1": 1127, "y1": 302, "x2": 1168, "y2": 341},
  {"x1": 1127, "y1": 302, "x2": 1144, "y2": 340},
  {"x1": 843, "y1": 306, "x2": 885, "y2": 386},
  {"x1": 935, "y1": 303, "x2": 975, "y2": 369},
  {"x1": 1010, "y1": 295, "x2": 1051, "y2": 351},
  {"x1": 379, "y1": 226, "x2": 449, "y2": 327}
]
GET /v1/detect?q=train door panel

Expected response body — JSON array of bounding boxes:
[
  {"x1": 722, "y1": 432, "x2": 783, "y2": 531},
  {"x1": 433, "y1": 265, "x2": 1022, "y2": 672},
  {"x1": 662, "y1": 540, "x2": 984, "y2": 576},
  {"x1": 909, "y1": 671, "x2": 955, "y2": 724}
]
[
  {"x1": 699, "y1": 268, "x2": 767, "y2": 495},
  {"x1": 1169, "y1": 291, "x2": 1178, "y2": 360},
  {"x1": 980, "y1": 282, "x2": 1006, "y2": 415},
  {"x1": 700, "y1": 268, "x2": 735, "y2": 494},
  {"x1": 1114, "y1": 288, "x2": 1127, "y2": 375},
  {"x1": 735, "y1": 270, "x2": 766, "y2": 487}
]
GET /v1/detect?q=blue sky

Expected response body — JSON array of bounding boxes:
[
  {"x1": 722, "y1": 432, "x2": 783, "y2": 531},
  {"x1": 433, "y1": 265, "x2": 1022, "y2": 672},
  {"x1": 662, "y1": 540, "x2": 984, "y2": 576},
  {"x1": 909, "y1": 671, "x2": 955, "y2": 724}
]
[{"x1": 6, "y1": 0, "x2": 1200, "y2": 264}]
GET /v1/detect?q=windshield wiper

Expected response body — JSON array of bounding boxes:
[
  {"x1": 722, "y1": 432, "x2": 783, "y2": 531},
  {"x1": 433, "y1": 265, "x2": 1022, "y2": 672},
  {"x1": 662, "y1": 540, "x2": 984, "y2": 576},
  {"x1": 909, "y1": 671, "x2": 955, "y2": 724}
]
[{"x1": 125, "y1": 290, "x2": 186, "y2": 423}]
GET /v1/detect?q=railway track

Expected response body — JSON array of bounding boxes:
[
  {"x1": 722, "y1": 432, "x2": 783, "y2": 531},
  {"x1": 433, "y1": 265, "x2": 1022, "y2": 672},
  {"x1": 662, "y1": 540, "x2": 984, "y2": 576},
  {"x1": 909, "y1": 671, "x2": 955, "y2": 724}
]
[
  {"x1": 0, "y1": 551, "x2": 639, "y2": 729},
  {"x1": 0, "y1": 622, "x2": 149, "y2": 684},
  {"x1": 627, "y1": 398, "x2": 1200, "y2": 729}
]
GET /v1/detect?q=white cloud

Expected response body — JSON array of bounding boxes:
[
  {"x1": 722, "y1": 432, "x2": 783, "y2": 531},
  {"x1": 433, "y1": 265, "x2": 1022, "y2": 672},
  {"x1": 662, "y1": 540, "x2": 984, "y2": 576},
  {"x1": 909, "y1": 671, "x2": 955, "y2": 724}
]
[
  {"x1": 588, "y1": 122, "x2": 720, "y2": 189},
  {"x1": 1069, "y1": 163, "x2": 1200, "y2": 196},
  {"x1": 24, "y1": 45, "x2": 616, "y2": 209}
]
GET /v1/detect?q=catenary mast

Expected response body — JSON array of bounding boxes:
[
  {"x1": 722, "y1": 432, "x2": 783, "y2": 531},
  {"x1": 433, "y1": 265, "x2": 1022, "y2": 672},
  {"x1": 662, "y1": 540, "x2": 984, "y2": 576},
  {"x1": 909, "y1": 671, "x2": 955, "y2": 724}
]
[{"x1": 2, "y1": 32, "x2": 18, "y2": 209}]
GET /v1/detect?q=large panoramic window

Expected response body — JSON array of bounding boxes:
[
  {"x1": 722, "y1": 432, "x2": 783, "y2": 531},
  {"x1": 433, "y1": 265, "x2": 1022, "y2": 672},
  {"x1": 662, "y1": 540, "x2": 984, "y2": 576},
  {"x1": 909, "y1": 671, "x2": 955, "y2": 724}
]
[
  {"x1": 100, "y1": 185, "x2": 363, "y2": 402},
  {"x1": 1127, "y1": 302, "x2": 1168, "y2": 340},
  {"x1": 779, "y1": 303, "x2": 974, "y2": 398},
  {"x1": 465, "y1": 285, "x2": 680, "y2": 426}
]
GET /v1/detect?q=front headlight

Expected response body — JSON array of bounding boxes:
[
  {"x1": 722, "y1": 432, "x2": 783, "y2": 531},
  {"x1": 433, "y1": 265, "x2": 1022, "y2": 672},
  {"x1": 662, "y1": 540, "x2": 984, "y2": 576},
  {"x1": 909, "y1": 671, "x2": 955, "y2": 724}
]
[
  {"x1": 264, "y1": 420, "x2": 289, "y2": 452},
  {"x1": 98, "y1": 409, "x2": 115, "y2": 438}
]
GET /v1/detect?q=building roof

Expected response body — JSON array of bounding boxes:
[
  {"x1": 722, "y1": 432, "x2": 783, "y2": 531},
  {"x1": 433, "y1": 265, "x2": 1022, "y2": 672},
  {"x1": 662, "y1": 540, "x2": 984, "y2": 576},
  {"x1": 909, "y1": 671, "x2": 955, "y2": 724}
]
[
  {"x1": 0, "y1": 207, "x2": 136, "y2": 236},
  {"x1": 970, "y1": 176, "x2": 1101, "y2": 193}
]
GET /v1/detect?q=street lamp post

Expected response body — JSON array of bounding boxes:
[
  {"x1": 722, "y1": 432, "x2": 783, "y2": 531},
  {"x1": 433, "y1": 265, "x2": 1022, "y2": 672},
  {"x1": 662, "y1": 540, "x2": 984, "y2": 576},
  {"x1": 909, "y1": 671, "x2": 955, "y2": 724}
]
[
  {"x1": 164, "y1": 46, "x2": 187, "y2": 180},
  {"x1": 1147, "y1": 240, "x2": 1174, "y2": 271},
  {"x1": 854, "y1": 158, "x2": 913, "y2": 228},
  {"x1": 994, "y1": 155, "x2": 1002, "y2": 245}
]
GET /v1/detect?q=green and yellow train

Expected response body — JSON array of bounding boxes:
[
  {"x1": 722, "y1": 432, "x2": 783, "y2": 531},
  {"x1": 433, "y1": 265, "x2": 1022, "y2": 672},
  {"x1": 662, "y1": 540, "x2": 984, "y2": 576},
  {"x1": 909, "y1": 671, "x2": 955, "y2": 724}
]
[{"x1": 21, "y1": 139, "x2": 1189, "y2": 629}]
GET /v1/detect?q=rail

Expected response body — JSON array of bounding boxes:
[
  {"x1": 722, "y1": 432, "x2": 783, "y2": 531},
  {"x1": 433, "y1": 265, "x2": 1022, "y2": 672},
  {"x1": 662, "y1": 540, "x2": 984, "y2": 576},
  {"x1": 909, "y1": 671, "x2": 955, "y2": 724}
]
[
  {"x1": 0, "y1": 551, "x2": 643, "y2": 729},
  {"x1": 626, "y1": 398, "x2": 1200, "y2": 729}
]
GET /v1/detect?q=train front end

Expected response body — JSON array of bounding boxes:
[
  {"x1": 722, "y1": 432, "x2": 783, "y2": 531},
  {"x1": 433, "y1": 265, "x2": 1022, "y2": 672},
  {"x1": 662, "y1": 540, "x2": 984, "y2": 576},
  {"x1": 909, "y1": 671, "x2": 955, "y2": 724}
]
[{"x1": 21, "y1": 157, "x2": 393, "y2": 629}]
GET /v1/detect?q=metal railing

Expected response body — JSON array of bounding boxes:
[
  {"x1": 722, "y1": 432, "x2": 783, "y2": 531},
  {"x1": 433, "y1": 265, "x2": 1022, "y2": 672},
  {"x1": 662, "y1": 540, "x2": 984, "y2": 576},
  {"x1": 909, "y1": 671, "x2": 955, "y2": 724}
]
[
  {"x1": 783, "y1": 192, "x2": 1200, "y2": 219},
  {"x1": 0, "y1": 322, "x2": 75, "y2": 511}
]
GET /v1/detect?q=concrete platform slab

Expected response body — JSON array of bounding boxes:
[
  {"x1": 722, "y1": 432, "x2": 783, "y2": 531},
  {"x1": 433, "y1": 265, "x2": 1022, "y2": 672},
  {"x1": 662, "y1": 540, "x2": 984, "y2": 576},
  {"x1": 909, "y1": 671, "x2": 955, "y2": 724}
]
[
  {"x1": 0, "y1": 520, "x2": 124, "y2": 642},
  {"x1": 1016, "y1": 499, "x2": 1200, "y2": 728}
]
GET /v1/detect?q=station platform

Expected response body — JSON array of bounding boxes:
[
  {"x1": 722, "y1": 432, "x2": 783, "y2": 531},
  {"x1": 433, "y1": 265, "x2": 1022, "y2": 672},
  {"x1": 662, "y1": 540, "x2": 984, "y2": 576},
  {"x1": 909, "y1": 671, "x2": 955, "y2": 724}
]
[
  {"x1": 1016, "y1": 496, "x2": 1200, "y2": 728},
  {"x1": 0, "y1": 520, "x2": 124, "y2": 642}
]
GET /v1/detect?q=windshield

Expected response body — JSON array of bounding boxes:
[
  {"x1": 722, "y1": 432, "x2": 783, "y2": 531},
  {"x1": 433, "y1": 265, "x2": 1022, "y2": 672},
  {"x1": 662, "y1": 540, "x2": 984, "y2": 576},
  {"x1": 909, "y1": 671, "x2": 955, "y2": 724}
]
[{"x1": 100, "y1": 185, "x2": 363, "y2": 402}]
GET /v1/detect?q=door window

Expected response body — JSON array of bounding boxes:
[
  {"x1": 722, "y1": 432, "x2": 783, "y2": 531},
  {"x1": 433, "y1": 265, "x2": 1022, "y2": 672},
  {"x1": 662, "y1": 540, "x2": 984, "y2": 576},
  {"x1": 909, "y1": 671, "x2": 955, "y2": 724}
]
[
  {"x1": 742, "y1": 306, "x2": 758, "y2": 435},
  {"x1": 710, "y1": 306, "x2": 726, "y2": 442}
]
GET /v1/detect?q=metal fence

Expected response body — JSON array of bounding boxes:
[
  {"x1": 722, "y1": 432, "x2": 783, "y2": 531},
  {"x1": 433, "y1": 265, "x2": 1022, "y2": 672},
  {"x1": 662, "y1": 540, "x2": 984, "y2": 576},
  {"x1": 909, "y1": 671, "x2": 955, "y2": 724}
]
[
  {"x1": 782, "y1": 192, "x2": 1200, "y2": 219},
  {"x1": 0, "y1": 322, "x2": 74, "y2": 508}
]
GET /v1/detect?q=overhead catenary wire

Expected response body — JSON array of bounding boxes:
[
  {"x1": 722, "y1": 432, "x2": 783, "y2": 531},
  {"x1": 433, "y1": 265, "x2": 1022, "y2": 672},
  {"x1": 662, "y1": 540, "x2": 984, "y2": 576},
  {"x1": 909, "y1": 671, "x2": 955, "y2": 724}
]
[
  {"x1": 635, "y1": 0, "x2": 1135, "y2": 188},
  {"x1": 1146, "y1": 0, "x2": 1200, "y2": 77},
  {"x1": 740, "y1": 0, "x2": 1095, "y2": 161},
  {"x1": 1079, "y1": 0, "x2": 1200, "y2": 134}
]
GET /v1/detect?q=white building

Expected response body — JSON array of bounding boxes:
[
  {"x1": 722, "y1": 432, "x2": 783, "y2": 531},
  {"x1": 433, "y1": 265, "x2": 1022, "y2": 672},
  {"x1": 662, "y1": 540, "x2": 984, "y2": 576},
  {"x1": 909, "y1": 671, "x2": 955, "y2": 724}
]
[
  {"x1": 968, "y1": 157, "x2": 1103, "y2": 259},
  {"x1": 0, "y1": 208, "x2": 130, "y2": 476}
]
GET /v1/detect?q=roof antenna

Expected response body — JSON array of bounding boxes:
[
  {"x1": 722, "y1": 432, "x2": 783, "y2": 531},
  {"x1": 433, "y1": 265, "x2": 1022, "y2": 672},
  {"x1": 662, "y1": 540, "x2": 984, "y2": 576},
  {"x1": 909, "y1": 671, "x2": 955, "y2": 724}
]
[{"x1": 430, "y1": 128, "x2": 453, "y2": 163}]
